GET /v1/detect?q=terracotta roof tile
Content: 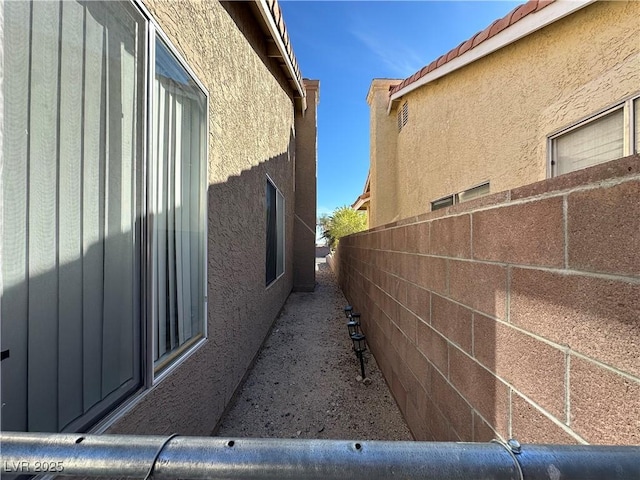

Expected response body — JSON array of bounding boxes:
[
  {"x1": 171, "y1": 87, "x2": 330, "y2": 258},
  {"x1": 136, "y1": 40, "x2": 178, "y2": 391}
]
[
  {"x1": 472, "y1": 21, "x2": 494, "y2": 47},
  {"x1": 535, "y1": 0, "x2": 554, "y2": 12},
  {"x1": 389, "y1": 1, "x2": 556, "y2": 97},
  {"x1": 435, "y1": 54, "x2": 448, "y2": 68},
  {"x1": 488, "y1": 13, "x2": 512, "y2": 36},
  {"x1": 458, "y1": 33, "x2": 478, "y2": 56},
  {"x1": 446, "y1": 43, "x2": 462, "y2": 63},
  {"x1": 510, "y1": 1, "x2": 537, "y2": 23}
]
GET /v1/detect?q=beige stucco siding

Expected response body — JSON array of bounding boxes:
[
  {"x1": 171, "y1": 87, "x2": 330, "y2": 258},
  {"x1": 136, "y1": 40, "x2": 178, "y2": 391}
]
[
  {"x1": 381, "y1": 0, "x2": 639, "y2": 223},
  {"x1": 142, "y1": 1, "x2": 296, "y2": 187},
  {"x1": 106, "y1": 1, "x2": 300, "y2": 435},
  {"x1": 368, "y1": 79, "x2": 401, "y2": 226},
  {"x1": 294, "y1": 80, "x2": 320, "y2": 292}
]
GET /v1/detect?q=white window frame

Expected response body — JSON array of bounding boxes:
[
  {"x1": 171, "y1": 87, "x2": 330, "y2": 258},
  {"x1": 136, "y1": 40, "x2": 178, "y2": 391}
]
[
  {"x1": 547, "y1": 93, "x2": 640, "y2": 177},
  {"x1": 142, "y1": 8, "x2": 209, "y2": 385},
  {"x1": 457, "y1": 181, "x2": 490, "y2": 203},
  {"x1": 431, "y1": 194, "x2": 455, "y2": 211},
  {"x1": 86, "y1": 0, "x2": 210, "y2": 432},
  {"x1": 431, "y1": 181, "x2": 490, "y2": 211}
]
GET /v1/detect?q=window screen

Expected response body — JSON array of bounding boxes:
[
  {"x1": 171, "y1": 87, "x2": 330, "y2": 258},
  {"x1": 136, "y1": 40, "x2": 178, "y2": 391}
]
[{"x1": 552, "y1": 108, "x2": 624, "y2": 176}]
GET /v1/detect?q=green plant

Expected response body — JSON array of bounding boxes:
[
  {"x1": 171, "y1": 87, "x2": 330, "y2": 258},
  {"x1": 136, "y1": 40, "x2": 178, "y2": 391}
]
[{"x1": 319, "y1": 206, "x2": 367, "y2": 249}]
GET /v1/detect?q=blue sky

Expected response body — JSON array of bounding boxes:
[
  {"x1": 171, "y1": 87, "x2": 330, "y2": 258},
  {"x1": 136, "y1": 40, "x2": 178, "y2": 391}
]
[{"x1": 279, "y1": 1, "x2": 521, "y2": 219}]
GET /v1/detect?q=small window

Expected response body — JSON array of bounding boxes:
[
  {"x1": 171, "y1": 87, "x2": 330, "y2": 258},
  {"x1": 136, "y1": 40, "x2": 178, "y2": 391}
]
[
  {"x1": 431, "y1": 195, "x2": 454, "y2": 211},
  {"x1": 266, "y1": 178, "x2": 285, "y2": 285},
  {"x1": 550, "y1": 95, "x2": 640, "y2": 176},
  {"x1": 551, "y1": 108, "x2": 624, "y2": 176},
  {"x1": 457, "y1": 182, "x2": 490, "y2": 203},
  {"x1": 431, "y1": 182, "x2": 490, "y2": 211}
]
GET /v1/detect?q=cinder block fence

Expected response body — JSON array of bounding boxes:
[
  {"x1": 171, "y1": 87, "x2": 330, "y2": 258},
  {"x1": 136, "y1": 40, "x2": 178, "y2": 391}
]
[{"x1": 333, "y1": 155, "x2": 639, "y2": 445}]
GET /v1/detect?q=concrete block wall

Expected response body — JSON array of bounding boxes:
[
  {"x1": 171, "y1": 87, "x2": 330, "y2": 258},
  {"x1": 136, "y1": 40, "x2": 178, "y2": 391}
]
[{"x1": 334, "y1": 155, "x2": 639, "y2": 445}]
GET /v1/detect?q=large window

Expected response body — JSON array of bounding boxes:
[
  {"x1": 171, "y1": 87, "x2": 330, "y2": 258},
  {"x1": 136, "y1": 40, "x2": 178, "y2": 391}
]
[
  {"x1": 266, "y1": 178, "x2": 285, "y2": 285},
  {"x1": 151, "y1": 37, "x2": 207, "y2": 370},
  {"x1": 1, "y1": 0, "x2": 207, "y2": 433},
  {"x1": 550, "y1": 96, "x2": 639, "y2": 176}
]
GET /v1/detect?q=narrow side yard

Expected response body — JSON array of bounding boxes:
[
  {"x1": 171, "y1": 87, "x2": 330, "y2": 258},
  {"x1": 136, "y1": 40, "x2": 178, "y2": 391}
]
[{"x1": 215, "y1": 261, "x2": 411, "y2": 440}]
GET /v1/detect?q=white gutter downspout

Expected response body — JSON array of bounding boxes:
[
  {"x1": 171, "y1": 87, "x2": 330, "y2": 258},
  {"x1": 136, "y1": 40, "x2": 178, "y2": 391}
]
[
  {"x1": 387, "y1": 0, "x2": 596, "y2": 113},
  {"x1": 255, "y1": 0, "x2": 306, "y2": 110}
]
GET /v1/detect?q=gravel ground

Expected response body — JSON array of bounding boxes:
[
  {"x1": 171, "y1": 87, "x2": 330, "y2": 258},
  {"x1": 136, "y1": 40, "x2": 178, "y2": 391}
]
[{"x1": 214, "y1": 260, "x2": 412, "y2": 441}]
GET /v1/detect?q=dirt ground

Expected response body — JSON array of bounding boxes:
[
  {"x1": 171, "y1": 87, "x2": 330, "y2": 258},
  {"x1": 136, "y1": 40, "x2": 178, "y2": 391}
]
[{"x1": 214, "y1": 260, "x2": 412, "y2": 441}]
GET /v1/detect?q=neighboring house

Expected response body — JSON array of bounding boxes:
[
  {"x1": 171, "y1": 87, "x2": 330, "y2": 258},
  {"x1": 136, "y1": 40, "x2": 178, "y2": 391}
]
[
  {"x1": 1, "y1": 0, "x2": 318, "y2": 435},
  {"x1": 364, "y1": 0, "x2": 639, "y2": 227},
  {"x1": 351, "y1": 173, "x2": 371, "y2": 229},
  {"x1": 334, "y1": 0, "x2": 639, "y2": 446}
]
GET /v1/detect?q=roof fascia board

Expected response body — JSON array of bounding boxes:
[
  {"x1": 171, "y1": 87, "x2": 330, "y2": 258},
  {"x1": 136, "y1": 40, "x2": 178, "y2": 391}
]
[
  {"x1": 388, "y1": 0, "x2": 596, "y2": 111},
  {"x1": 254, "y1": 0, "x2": 306, "y2": 101},
  {"x1": 351, "y1": 194, "x2": 370, "y2": 211}
]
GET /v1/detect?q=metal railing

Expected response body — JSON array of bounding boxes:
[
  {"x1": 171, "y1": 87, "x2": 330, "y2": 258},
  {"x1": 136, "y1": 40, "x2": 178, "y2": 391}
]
[{"x1": 2, "y1": 432, "x2": 639, "y2": 479}]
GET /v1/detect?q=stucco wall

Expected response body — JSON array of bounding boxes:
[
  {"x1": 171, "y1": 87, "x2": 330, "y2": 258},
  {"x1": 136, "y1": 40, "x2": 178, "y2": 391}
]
[
  {"x1": 334, "y1": 154, "x2": 640, "y2": 445},
  {"x1": 105, "y1": 0, "x2": 302, "y2": 435},
  {"x1": 293, "y1": 80, "x2": 320, "y2": 292},
  {"x1": 373, "y1": 1, "x2": 640, "y2": 225},
  {"x1": 367, "y1": 80, "x2": 401, "y2": 227}
]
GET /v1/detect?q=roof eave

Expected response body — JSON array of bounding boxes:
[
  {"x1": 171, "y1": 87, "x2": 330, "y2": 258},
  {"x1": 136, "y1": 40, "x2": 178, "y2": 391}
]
[
  {"x1": 351, "y1": 194, "x2": 370, "y2": 211},
  {"x1": 387, "y1": 0, "x2": 596, "y2": 112},
  {"x1": 254, "y1": 0, "x2": 307, "y2": 112}
]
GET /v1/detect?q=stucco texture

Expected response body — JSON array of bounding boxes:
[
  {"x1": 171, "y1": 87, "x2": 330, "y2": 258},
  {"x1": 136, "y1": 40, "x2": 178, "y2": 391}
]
[
  {"x1": 373, "y1": 1, "x2": 640, "y2": 225},
  {"x1": 106, "y1": 1, "x2": 301, "y2": 435},
  {"x1": 293, "y1": 81, "x2": 319, "y2": 291},
  {"x1": 368, "y1": 79, "x2": 401, "y2": 227}
]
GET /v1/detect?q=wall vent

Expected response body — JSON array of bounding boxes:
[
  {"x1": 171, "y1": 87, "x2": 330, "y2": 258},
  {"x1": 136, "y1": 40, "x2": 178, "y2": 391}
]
[{"x1": 398, "y1": 101, "x2": 408, "y2": 132}]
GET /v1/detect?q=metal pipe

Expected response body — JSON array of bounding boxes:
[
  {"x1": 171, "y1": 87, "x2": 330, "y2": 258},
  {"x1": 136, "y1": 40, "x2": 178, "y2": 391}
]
[{"x1": 2, "y1": 432, "x2": 639, "y2": 480}]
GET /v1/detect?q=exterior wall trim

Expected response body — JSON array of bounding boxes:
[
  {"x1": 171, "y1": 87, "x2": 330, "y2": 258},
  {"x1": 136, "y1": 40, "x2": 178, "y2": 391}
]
[{"x1": 387, "y1": 0, "x2": 596, "y2": 112}]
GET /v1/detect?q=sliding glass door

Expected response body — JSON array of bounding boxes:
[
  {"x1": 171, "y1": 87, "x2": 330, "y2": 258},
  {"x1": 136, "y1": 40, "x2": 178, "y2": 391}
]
[
  {"x1": 1, "y1": 0, "x2": 145, "y2": 432},
  {"x1": 1, "y1": 0, "x2": 207, "y2": 433}
]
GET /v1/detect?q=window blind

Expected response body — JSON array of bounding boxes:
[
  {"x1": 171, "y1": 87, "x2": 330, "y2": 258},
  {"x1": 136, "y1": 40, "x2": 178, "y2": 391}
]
[
  {"x1": 554, "y1": 109, "x2": 624, "y2": 175},
  {"x1": 1, "y1": 0, "x2": 143, "y2": 432},
  {"x1": 151, "y1": 38, "x2": 206, "y2": 368}
]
